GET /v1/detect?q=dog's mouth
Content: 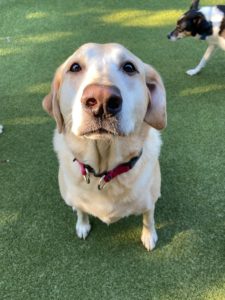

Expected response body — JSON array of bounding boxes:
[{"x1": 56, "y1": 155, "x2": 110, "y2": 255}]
[
  {"x1": 168, "y1": 31, "x2": 182, "y2": 41},
  {"x1": 78, "y1": 119, "x2": 122, "y2": 138},
  {"x1": 83, "y1": 128, "x2": 117, "y2": 137}
]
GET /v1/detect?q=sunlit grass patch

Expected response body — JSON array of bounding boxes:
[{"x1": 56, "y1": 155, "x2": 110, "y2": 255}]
[
  {"x1": 181, "y1": 84, "x2": 225, "y2": 96},
  {"x1": 26, "y1": 12, "x2": 49, "y2": 20},
  {"x1": 0, "y1": 211, "x2": 19, "y2": 226},
  {"x1": 4, "y1": 116, "x2": 50, "y2": 126},
  {"x1": 19, "y1": 32, "x2": 74, "y2": 43},
  {"x1": 27, "y1": 82, "x2": 50, "y2": 94},
  {"x1": 156, "y1": 221, "x2": 174, "y2": 229},
  {"x1": 101, "y1": 9, "x2": 183, "y2": 27},
  {"x1": 0, "y1": 48, "x2": 22, "y2": 56}
]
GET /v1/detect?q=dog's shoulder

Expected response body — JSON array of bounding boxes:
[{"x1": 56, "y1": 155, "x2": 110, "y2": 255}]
[
  {"x1": 53, "y1": 130, "x2": 74, "y2": 165},
  {"x1": 200, "y1": 6, "x2": 225, "y2": 28},
  {"x1": 144, "y1": 128, "x2": 162, "y2": 161}
]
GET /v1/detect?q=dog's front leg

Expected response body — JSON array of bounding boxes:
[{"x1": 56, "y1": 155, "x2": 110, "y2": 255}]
[
  {"x1": 75, "y1": 209, "x2": 91, "y2": 239},
  {"x1": 141, "y1": 208, "x2": 158, "y2": 251},
  {"x1": 186, "y1": 45, "x2": 216, "y2": 76}
]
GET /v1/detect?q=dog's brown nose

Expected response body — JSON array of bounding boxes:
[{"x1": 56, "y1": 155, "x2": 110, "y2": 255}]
[{"x1": 81, "y1": 84, "x2": 122, "y2": 117}]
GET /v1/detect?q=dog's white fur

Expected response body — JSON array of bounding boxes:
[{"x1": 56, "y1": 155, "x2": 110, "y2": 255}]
[
  {"x1": 0, "y1": 125, "x2": 3, "y2": 134},
  {"x1": 43, "y1": 43, "x2": 166, "y2": 251}
]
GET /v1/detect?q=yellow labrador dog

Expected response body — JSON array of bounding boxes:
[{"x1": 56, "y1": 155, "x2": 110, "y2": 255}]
[{"x1": 43, "y1": 43, "x2": 166, "y2": 251}]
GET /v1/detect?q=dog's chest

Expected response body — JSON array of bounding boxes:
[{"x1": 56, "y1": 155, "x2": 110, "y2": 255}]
[
  {"x1": 74, "y1": 187, "x2": 151, "y2": 224},
  {"x1": 211, "y1": 34, "x2": 225, "y2": 49},
  {"x1": 207, "y1": 34, "x2": 225, "y2": 49},
  {"x1": 71, "y1": 168, "x2": 154, "y2": 224},
  {"x1": 54, "y1": 129, "x2": 161, "y2": 224},
  {"x1": 65, "y1": 151, "x2": 158, "y2": 223}
]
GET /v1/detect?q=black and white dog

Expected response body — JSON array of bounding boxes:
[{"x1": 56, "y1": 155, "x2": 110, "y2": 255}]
[{"x1": 168, "y1": 0, "x2": 225, "y2": 76}]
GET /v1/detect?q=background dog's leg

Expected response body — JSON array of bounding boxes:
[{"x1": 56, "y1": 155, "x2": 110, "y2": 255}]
[
  {"x1": 141, "y1": 208, "x2": 158, "y2": 251},
  {"x1": 186, "y1": 45, "x2": 216, "y2": 76},
  {"x1": 0, "y1": 125, "x2": 3, "y2": 134},
  {"x1": 75, "y1": 209, "x2": 91, "y2": 239}
]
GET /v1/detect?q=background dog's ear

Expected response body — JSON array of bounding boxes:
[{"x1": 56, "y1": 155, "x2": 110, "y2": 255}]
[
  {"x1": 192, "y1": 12, "x2": 212, "y2": 36},
  {"x1": 190, "y1": 0, "x2": 200, "y2": 10},
  {"x1": 42, "y1": 65, "x2": 65, "y2": 133},
  {"x1": 144, "y1": 64, "x2": 167, "y2": 130}
]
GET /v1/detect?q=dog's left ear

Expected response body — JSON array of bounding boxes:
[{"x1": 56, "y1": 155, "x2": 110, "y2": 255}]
[
  {"x1": 190, "y1": 0, "x2": 200, "y2": 10},
  {"x1": 144, "y1": 64, "x2": 167, "y2": 130},
  {"x1": 192, "y1": 12, "x2": 212, "y2": 35}
]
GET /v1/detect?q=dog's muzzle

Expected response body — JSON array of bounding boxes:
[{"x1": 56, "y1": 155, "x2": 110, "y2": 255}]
[{"x1": 167, "y1": 31, "x2": 178, "y2": 41}]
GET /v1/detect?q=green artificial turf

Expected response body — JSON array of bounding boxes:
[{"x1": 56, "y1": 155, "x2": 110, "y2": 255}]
[{"x1": 1, "y1": 0, "x2": 225, "y2": 299}]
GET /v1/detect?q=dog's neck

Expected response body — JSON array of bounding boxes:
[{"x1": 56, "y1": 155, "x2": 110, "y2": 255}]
[{"x1": 65, "y1": 124, "x2": 150, "y2": 174}]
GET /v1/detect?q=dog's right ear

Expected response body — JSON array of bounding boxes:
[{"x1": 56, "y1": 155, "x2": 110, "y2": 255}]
[
  {"x1": 190, "y1": 0, "x2": 200, "y2": 10},
  {"x1": 144, "y1": 64, "x2": 167, "y2": 130},
  {"x1": 42, "y1": 64, "x2": 65, "y2": 133}
]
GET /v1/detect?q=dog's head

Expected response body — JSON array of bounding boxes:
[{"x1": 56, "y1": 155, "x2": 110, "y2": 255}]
[
  {"x1": 43, "y1": 43, "x2": 166, "y2": 139},
  {"x1": 168, "y1": 0, "x2": 212, "y2": 41}
]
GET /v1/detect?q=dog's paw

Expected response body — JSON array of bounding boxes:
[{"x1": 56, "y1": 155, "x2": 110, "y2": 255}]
[
  {"x1": 76, "y1": 222, "x2": 91, "y2": 240},
  {"x1": 0, "y1": 125, "x2": 3, "y2": 134},
  {"x1": 141, "y1": 227, "x2": 158, "y2": 251},
  {"x1": 186, "y1": 69, "x2": 199, "y2": 76}
]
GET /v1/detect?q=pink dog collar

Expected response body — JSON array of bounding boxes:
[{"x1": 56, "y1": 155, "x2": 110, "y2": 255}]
[{"x1": 73, "y1": 150, "x2": 142, "y2": 190}]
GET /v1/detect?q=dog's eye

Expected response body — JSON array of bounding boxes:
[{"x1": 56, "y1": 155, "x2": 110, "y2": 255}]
[
  {"x1": 122, "y1": 62, "x2": 137, "y2": 74},
  {"x1": 70, "y1": 63, "x2": 82, "y2": 73}
]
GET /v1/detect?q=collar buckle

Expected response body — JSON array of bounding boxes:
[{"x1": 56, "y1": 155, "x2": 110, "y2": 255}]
[
  {"x1": 83, "y1": 168, "x2": 90, "y2": 184},
  {"x1": 98, "y1": 176, "x2": 107, "y2": 190}
]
